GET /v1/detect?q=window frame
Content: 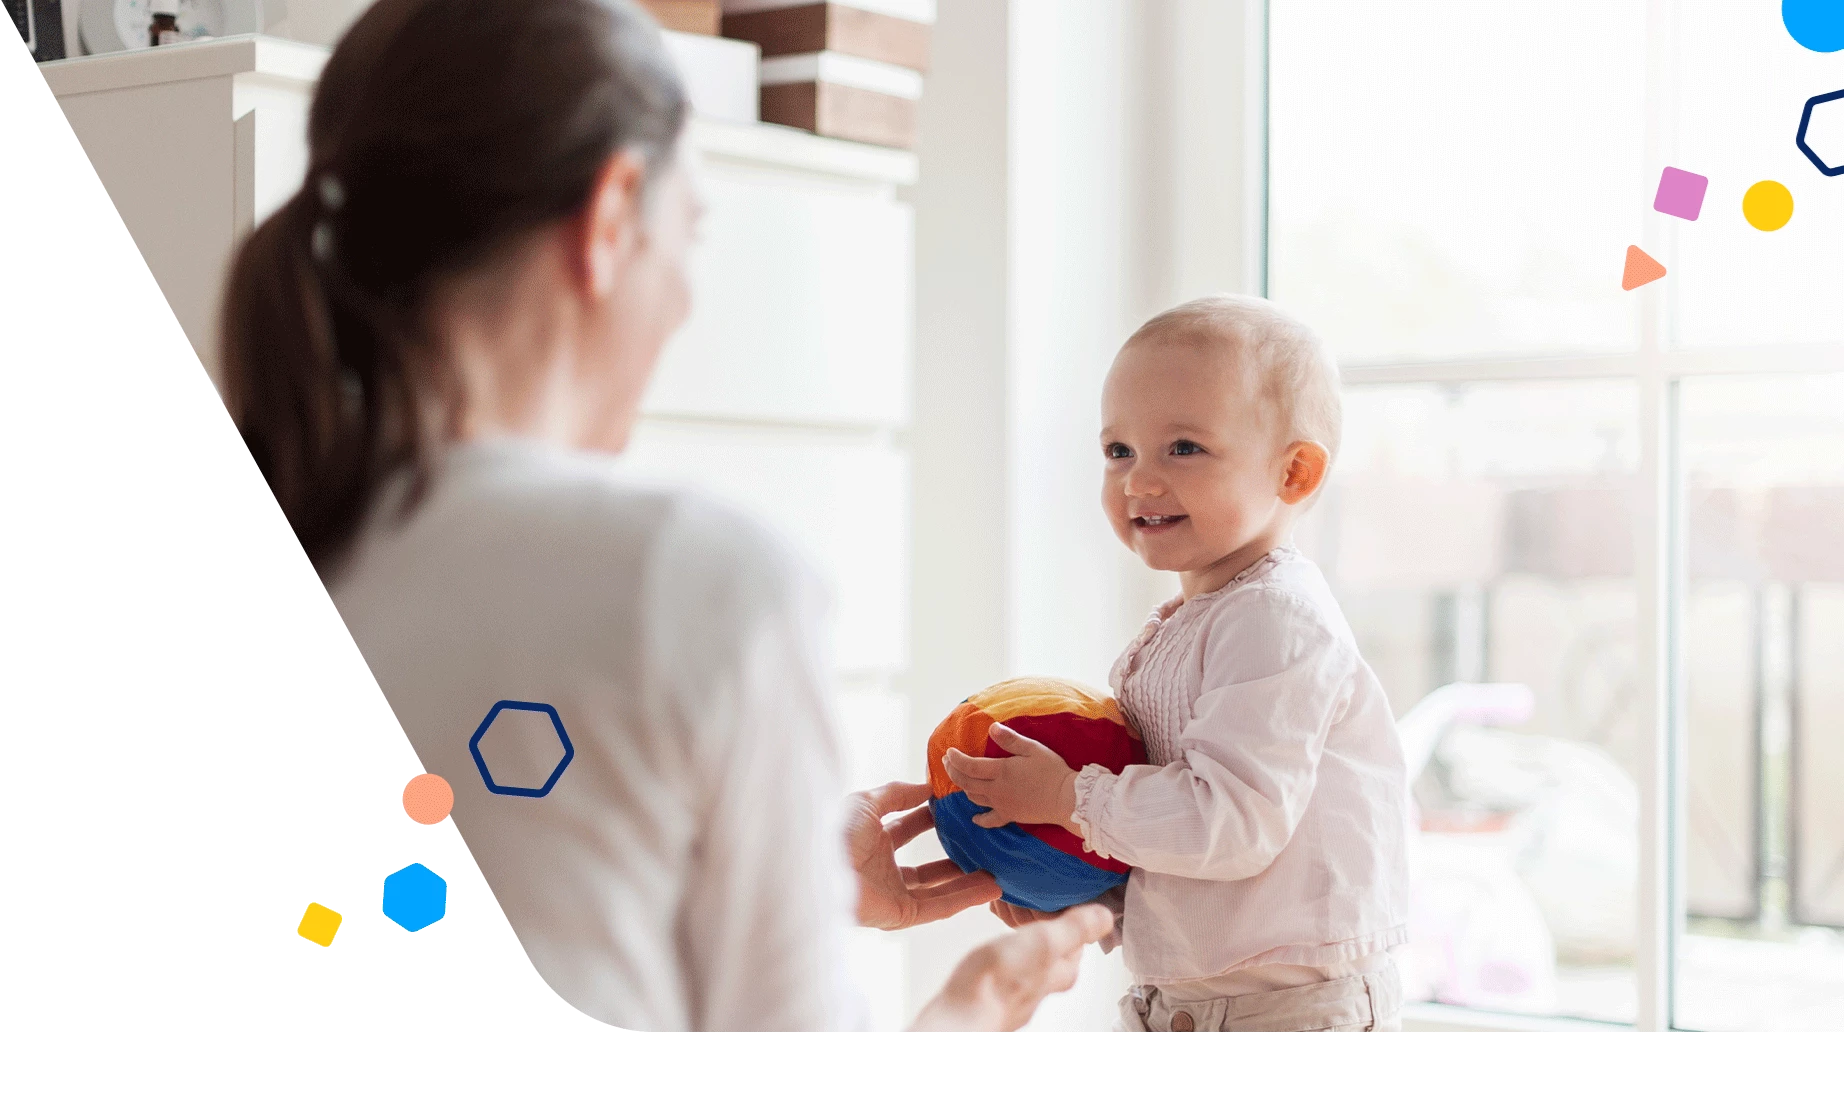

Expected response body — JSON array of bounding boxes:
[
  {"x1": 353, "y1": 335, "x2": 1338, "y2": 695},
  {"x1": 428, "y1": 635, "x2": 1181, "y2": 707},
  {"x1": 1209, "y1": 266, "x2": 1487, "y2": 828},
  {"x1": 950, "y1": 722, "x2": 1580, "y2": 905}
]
[{"x1": 1264, "y1": 0, "x2": 1844, "y2": 1031}]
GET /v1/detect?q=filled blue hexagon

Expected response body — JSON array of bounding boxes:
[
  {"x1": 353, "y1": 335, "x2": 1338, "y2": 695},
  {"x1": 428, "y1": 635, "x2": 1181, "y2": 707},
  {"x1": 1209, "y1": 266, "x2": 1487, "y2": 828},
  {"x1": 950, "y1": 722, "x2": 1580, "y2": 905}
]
[
  {"x1": 468, "y1": 700, "x2": 575, "y2": 798},
  {"x1": 382, "y1": 863, "x2": 447, "y2": 933}
]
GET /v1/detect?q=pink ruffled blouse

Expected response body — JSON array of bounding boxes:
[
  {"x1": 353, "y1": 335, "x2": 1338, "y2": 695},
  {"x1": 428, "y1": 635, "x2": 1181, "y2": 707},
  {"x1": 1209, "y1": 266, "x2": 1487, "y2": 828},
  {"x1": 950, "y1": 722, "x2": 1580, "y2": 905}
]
[{"x1": 1072, "y1": 545, "x2": 1410, "y2": 983}]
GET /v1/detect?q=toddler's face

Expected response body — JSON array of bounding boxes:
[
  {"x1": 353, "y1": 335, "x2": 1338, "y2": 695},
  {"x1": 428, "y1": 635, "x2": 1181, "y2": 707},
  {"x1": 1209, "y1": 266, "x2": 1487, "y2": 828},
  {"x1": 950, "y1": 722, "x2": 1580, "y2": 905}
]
[{"x1": 1099, "y1": 339, "x2": 1291, "y2": 581}]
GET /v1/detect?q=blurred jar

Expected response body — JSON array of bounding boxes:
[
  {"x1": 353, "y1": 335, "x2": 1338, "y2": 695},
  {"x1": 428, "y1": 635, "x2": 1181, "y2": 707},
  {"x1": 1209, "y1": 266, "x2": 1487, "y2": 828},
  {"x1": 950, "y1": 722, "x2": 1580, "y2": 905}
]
[{"x1": 151, "y1": 11, "x2": 181, "y2": 46}]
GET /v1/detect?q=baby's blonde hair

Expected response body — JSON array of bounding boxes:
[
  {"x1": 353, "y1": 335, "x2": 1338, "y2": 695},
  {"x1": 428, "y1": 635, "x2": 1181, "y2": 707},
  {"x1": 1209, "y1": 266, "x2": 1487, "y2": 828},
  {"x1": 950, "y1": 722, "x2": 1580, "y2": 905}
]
[{"x1": 1124, "y1": 294, "x2": 1342, "y2": 462}]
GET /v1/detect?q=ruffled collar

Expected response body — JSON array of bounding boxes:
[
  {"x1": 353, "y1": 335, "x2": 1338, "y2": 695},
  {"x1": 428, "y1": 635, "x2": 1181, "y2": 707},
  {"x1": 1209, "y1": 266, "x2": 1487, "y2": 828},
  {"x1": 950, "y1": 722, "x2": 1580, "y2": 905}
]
[{"x1": 1111, "y1": 544, "x2": 1300, "y2": 689}]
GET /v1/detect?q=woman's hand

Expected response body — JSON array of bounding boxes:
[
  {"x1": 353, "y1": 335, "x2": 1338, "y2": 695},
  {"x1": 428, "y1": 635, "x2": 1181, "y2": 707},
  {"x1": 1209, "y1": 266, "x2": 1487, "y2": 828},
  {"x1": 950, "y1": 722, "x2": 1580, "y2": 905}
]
[
  {"x1": 942, "y1": 723, "x2": 1083, "y2": 834},
  {"x1": 846, "y1": 781, "x2": 1002, "y2": 930},
  {"x1": 989, "y1": 899, "x2": 1062, "y2": 930},
  {"x1": 910, "y1": 903, "x2": 1115, "y2": 1031}
]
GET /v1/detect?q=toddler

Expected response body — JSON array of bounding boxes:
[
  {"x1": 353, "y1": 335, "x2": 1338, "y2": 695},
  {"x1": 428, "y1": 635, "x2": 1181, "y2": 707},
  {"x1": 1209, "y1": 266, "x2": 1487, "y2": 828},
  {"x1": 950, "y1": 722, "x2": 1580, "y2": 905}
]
[{"x1": 944, "y1": 295, "x2": 1409, "y2": 1032}]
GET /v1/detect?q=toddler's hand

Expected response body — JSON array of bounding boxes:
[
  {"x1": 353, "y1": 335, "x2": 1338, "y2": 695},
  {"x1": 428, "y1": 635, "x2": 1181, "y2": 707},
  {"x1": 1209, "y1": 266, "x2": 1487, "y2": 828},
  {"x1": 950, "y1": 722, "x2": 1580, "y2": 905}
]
[{"x1": 942, "y1": 723, "x2": 1082, "y2": 834}]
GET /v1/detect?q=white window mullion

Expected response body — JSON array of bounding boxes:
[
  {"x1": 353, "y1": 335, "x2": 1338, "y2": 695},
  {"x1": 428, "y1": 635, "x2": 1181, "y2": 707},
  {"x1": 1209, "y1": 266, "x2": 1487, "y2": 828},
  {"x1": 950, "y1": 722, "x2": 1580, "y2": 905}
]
[
  {"x1": 1339, "y1": 345, "x2": 1844, "y2": 389},
  {"x1": 1634, "y1": 0, "x2": 1677, "y2": 1033},
  {"x1": 1636, "y1": 336, "x2": 1674, "y2": 1031},
  {"x1": 1661, "y1": 344, "x2": 1844, "y2": 378}
]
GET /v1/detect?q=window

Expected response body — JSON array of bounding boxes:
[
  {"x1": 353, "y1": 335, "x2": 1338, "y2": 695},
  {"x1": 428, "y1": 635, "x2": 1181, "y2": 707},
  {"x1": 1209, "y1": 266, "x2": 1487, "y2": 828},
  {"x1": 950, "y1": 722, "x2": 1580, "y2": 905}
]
[
  {"x1": 1272, "y1": 0, "x2": 1844, "y2": 1029},
  {"x1": 1269, "y1": 0, "x2": 1647, "y2": 366},
  {"x1": 1678, "y1": 372, "x2": 1844, "y2": 1031},
  {"x1": 1297, "y1": 380, "x2": 1643, "y2": 1022}
]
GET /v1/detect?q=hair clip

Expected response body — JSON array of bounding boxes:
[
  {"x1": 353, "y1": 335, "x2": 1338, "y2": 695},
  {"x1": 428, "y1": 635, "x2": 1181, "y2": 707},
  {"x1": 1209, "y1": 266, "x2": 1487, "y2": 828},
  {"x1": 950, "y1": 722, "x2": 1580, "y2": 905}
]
[{"x1": 317, "y1": 173, "x2": 347, "y2": 213}]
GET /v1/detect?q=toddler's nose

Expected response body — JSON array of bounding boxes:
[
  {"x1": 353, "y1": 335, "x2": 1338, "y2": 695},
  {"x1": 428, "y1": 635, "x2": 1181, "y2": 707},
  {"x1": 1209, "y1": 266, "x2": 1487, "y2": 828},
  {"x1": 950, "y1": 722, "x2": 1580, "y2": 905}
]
[{"x1": 1121, "y1": 465, "x2": 1163, "y2": 499}]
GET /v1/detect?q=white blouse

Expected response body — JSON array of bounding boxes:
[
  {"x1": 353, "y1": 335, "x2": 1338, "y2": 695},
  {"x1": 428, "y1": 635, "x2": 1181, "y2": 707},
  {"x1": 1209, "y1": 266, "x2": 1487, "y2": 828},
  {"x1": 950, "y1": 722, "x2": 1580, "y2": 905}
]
[
  {"x1": 329, "y1": 438, "x2": 865, "y2": 1030},
  {"x1": 1072, "y1": 545, "x2": 1410, "y2": 984}
]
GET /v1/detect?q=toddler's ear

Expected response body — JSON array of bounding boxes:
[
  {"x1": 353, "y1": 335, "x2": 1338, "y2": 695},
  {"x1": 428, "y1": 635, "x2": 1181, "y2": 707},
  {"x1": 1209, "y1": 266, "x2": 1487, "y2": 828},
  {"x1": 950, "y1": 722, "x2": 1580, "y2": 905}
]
[{"x1": 1278, "y1": 441, "x2": 1330, "y2": 506}]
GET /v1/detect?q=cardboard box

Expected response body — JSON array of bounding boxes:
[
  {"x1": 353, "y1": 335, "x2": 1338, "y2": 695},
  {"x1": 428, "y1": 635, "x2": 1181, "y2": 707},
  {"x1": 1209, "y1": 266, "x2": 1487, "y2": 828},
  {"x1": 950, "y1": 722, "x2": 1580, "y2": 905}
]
[
  {"x1": 758, "y1": 51, "x2": 919, "y2": 146},
  {"x1": 759, "y1": 81, "x2": 916, "y2": 148},
  {"x1": 641, "y1": 0, "x2": 722, "y2": 35},
  {"x1": 722, "y1": 0, "x2": 936, "y2": 22},
  {"x1": 723, "y1": 2, "x2": 929, "y2": 71}
]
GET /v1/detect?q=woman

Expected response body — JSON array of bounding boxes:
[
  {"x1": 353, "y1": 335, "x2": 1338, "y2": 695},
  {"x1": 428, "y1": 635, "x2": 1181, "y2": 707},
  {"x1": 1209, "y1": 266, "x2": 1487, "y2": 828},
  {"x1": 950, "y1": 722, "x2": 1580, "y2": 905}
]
[{"x1": 219, "y1": 0, "x2": 1107, "y2": 1030}]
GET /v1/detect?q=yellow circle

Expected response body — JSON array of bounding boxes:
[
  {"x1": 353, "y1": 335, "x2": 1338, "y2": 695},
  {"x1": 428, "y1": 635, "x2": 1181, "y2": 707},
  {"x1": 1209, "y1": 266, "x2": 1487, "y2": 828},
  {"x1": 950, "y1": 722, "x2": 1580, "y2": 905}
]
[{"x1": 1742, "y1": 180, "x2": 1793, "y2": 231}]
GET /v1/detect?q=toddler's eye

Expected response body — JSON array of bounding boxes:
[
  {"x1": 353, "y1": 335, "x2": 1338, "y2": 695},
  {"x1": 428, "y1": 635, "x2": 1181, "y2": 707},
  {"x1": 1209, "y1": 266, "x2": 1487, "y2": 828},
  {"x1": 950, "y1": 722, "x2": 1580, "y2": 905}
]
[
  {"x1": 1104, "y1": 442, "x2": 1132, "y2": 460},
  {"x1": 1171, "y1": 440, "x2": 1204, "y2": 456}
]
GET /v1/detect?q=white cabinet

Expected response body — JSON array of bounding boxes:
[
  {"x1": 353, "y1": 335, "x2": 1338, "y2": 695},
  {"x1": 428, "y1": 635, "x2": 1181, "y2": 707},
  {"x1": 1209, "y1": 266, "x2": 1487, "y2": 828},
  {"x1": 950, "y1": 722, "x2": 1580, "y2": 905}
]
[
  {"x1": 41, "y1": 36, "x2": 321, "y2": 377},
  {"x1": 39, "y1": 31, "x2": 919, "y2": 836},
  {"x1": 650, "y1": 167, "x2": 913, "y2": 426}
]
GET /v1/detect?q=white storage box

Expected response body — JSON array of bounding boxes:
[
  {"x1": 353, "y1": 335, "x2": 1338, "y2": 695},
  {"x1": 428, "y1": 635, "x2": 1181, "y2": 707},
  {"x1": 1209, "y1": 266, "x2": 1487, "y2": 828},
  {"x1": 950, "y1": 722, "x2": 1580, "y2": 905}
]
[{"x1": 662, "y1": 28, "x2": 759, "y2": 124}]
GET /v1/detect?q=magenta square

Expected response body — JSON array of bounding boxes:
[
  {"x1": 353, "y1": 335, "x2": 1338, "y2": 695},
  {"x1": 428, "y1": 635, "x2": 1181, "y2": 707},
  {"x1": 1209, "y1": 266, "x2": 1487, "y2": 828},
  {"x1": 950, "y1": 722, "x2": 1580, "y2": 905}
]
[{"x1": 1653, "y1": 167, "x2": 1708, "y2": 221}]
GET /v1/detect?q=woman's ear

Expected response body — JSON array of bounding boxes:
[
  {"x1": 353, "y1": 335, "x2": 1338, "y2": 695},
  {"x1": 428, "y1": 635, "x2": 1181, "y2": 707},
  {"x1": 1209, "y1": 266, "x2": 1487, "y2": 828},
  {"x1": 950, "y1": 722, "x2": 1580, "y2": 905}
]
[
  {"x1": 576, "y1": 149, "x2": 650, "y2": 298},
  {"x1": 1278, "y1": 440, "x2": 1331, "y2": 506}
]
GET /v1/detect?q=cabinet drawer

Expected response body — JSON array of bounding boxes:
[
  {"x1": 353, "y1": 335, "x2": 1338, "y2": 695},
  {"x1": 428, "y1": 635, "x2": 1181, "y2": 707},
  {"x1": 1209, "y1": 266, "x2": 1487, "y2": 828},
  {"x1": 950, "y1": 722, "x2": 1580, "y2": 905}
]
[
  {"x1": 617, "y1": 422, "x2": 909, "y2": 673},
  {"x1": 644, "y1": 170, "x2": 913, "y2": 427}
]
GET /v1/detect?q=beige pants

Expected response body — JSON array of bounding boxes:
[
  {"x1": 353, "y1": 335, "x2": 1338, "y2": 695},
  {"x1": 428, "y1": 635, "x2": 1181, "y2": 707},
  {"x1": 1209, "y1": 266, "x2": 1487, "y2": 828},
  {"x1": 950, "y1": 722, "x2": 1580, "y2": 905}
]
[{"x1": 1119, "y1": 959, "x2": 1402, "y2": 1032}]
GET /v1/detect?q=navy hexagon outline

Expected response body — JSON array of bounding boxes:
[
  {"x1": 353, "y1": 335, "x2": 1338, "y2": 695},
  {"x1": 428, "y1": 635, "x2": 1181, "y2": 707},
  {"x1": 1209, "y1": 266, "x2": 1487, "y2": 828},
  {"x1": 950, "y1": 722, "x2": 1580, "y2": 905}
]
[
  {"x1": 1796, "y1": 88, "x2": 1844, "y2": 177},
  {"x1": 468, "y1": 700, "x2": 575, "y2": 798}
]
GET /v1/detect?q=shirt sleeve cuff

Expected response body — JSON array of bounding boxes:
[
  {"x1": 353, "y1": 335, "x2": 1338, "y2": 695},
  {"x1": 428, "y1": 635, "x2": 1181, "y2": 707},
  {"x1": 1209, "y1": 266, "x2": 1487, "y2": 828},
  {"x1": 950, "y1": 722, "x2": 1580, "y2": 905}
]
[{"x1": 1071, "y1": 764, "x2": 1119, "y2": 860}]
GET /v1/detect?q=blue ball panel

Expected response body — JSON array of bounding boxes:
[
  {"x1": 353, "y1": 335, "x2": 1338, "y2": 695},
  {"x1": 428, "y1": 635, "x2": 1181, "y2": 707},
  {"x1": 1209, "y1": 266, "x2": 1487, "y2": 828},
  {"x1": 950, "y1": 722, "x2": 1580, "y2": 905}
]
[{"x1": 931, "y1": 791, "x2": 1128, "y2": 912}]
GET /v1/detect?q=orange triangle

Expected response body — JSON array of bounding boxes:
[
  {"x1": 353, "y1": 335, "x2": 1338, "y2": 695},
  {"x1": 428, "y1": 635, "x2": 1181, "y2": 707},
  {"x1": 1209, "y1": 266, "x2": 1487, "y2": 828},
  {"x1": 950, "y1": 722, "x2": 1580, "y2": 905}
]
[{"x1": 1622, "y1": 245, "x2": 1666, "y2": 290}]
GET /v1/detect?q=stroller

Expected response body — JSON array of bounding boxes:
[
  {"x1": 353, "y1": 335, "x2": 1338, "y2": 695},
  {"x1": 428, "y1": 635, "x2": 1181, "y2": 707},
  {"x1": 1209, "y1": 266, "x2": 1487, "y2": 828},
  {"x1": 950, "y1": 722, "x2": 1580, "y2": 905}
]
[{"x1": 1396, "y1": 682, "x2": 1639, "y2": 1015}]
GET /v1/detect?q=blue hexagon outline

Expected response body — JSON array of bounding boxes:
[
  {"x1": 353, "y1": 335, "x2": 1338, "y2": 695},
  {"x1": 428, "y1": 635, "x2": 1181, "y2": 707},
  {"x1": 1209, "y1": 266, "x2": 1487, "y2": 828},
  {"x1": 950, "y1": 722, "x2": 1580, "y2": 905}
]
[
  {"x1": 1796, "y1": 88, "x2": 1844, "y2": 176},
  {"x1": 468, "y1": 699, "x2": 575, "y2": 798}
]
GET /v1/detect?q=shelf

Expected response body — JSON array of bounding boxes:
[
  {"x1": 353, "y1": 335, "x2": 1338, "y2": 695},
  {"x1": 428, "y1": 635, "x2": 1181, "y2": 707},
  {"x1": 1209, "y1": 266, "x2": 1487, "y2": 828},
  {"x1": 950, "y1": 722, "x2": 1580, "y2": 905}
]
[
  {"x1": 39, "y1": 35, "x2": 917, "y2": 186},
  {"x1": 690, "y1": 117, "x2": 917, "y2": 186},
  {"x1": 37, "y1": 34, "x2": 325, "y2": 97}
]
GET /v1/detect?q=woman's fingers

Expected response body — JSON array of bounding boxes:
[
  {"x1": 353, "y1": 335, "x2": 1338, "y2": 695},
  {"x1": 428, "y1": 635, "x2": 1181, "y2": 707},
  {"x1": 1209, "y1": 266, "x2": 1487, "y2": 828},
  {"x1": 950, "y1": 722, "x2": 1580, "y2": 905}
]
[
  {"x1": 883, "y1": 802, "x2": 935, "y2": 849},
  {"x1": 909, "y1": 858, "x2": 970, "y2": 887},
  {"x1": 909, "y1": 871, "x2": 1003, "y2": 924},
  {"x1": 910, "y1": 902, "x2": 1112, "y2": 1030},
  {"x1": 980, "y1": 907, "x2": 1112, "y2": 1028},
  {"x1": 1009, "y1": 904, "x2": 1110, "y2": 967},
  {"x1": 860, "y1": 780, "x2": 933, "y2": 816},
  {"x1": 989, "y1": 900, "x2": 1058, "y2": 929},
  {"x1": 1045, "y1": 953, "x2": 1084, "y2": 995},
  {"x1": 971, "y1": 808, "x2": 1013, "y2": 829}
]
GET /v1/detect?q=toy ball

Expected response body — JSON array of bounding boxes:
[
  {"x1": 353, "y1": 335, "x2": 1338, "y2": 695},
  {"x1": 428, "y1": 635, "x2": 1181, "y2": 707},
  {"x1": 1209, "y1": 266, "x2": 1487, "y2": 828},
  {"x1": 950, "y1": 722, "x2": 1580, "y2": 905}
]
[{"x1": 927, "y1": 677, "x2": 1146, "y2": 912}]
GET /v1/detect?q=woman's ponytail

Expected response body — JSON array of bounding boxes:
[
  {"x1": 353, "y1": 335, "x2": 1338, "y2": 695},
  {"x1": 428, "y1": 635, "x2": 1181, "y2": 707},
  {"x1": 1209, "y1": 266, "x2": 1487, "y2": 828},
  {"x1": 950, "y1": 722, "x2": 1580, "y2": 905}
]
[
  {"x1": 221, "y1": 184, "x2": 414, "y2": 569},
  {"x1": 218, "y1": 0, "x2": 687, "y2": 570}
]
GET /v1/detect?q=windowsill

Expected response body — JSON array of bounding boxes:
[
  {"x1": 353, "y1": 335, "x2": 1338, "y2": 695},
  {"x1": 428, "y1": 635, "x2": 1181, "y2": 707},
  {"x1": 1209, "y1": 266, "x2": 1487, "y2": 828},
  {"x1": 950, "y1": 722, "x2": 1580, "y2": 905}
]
[{"x1": 1401, "y1": 1003, "x2": 1635, "y2": 1032}]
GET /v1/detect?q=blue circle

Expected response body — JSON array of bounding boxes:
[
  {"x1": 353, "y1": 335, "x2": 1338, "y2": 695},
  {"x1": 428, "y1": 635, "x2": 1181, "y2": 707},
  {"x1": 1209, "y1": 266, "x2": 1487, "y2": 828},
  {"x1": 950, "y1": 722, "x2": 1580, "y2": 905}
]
[{"x1": 1785, "y1": 0, "x2": 1844, "y2": 52}]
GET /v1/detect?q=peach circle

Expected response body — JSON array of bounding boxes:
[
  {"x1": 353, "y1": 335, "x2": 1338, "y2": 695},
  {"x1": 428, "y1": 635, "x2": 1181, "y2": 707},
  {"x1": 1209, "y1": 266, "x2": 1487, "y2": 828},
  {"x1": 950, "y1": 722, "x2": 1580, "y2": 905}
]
[{"x1": 402, "y1": 773, "x2": 454, "y2": 824}]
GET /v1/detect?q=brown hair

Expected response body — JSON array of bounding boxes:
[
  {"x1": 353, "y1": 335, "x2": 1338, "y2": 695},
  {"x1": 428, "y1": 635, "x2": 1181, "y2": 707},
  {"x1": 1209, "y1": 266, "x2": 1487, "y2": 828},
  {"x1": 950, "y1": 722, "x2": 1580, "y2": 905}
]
[{"x1": 220, "y1": 0, "x2": 687, "y2": 569}]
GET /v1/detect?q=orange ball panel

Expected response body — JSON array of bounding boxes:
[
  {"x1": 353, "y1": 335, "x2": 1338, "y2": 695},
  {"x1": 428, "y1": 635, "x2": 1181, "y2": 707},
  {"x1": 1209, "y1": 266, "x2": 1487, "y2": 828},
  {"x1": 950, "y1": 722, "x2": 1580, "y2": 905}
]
[
  {"x1": 926, "y1": 701, "x2": 995, "y2": 798},
  {"x1": 966, "y1": 676, "x2": 1130, "y2": 730},
  {"x1": 927, "y1": 677, "x2": 1141, "y2": 801}
]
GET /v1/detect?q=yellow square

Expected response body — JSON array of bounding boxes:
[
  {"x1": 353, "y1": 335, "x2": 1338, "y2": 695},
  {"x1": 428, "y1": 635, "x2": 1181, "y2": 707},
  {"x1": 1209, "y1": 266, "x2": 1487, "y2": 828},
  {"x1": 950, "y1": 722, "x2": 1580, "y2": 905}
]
[{"x1": 297, "y1": 902, "x2": 342, "y2": 947}]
